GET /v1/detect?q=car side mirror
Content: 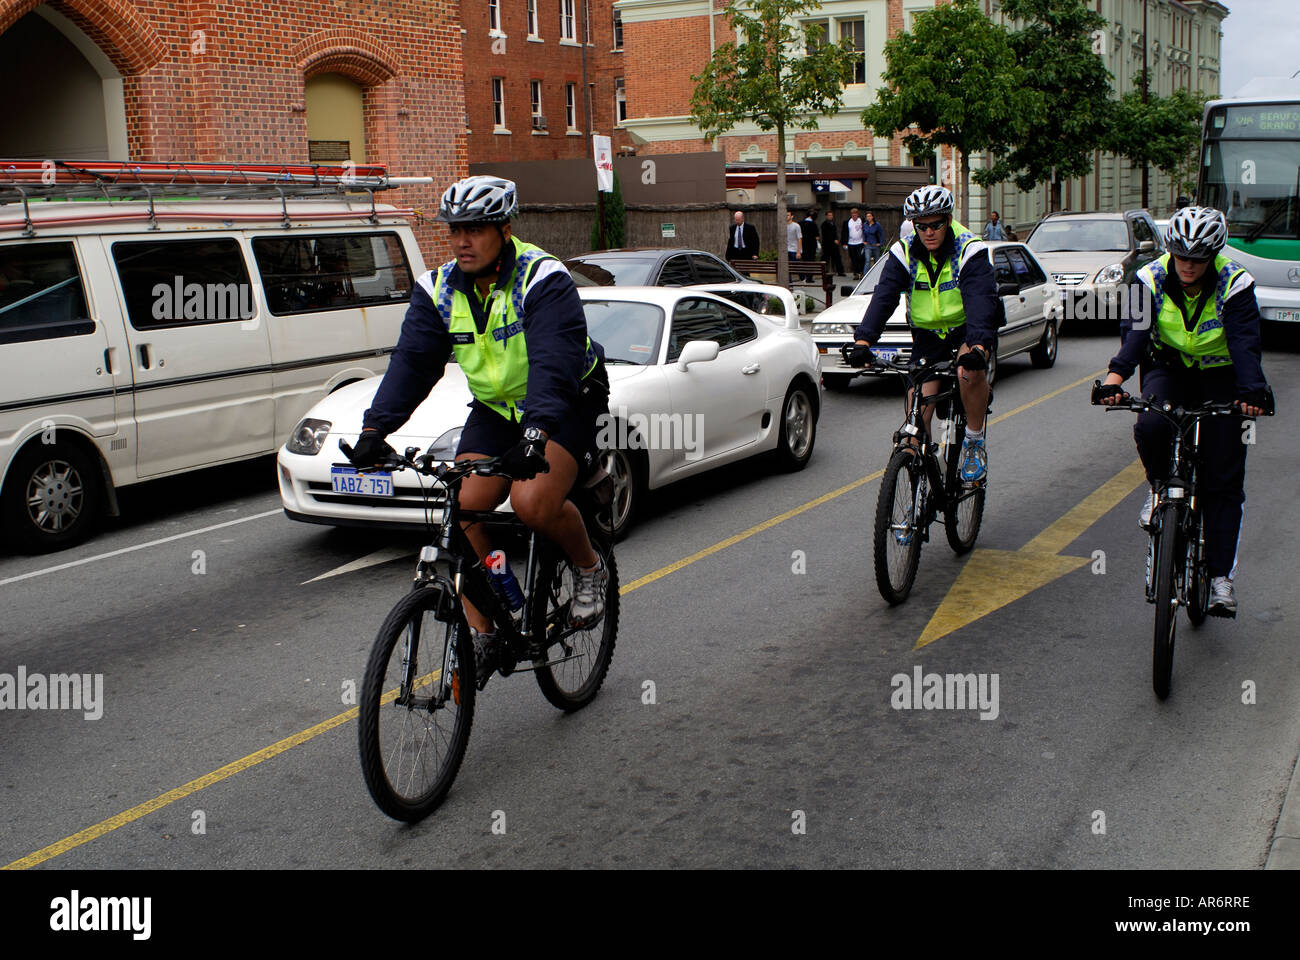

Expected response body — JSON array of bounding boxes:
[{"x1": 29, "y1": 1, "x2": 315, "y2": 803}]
[
  {"x1": 841, "y1": 284, "x2": 855, "y2": 297},
  {"x1": 1138, "y1": 240, "x2": 1155, "y2": 253},
  {"x1": 677, "y1": 340, "x2": 720, "y2": 370},
  {"x1": 997, "y1": 281, "x2": 1020, "y2": 298}
]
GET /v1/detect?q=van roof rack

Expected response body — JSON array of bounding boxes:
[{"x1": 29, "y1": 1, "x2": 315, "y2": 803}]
[{"x1": 0, "y1": 160, "x2": 432, "y2": 235}]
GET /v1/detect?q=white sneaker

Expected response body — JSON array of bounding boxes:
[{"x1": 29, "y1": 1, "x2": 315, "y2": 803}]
[
  {"x1": 1138, "y1": 489, "x2": 1156, "y2": 529},
  {"x1": 568, "y1": 554, "x2": 608, "y2": 629},
  {"x1": 1208, "y1": 577, "x2": 1237, "y2": 618}
]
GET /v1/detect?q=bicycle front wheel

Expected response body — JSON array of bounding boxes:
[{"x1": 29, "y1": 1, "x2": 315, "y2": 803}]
[
  {"x1": 874, "y1": 448, "x2": 925, "y2": 605},
  {"x1": 943, "y1": 408, "x2": 985, "y2": 555},
  {"x1": 358, "y1": 585, "x2": 475, "y2": 821},
  {"x1": 533, "y1": 533, "x2": 619, "y2": 712},
  {"x1": 1152, "y1": 513, "x2": 1180, "y2": 701}
]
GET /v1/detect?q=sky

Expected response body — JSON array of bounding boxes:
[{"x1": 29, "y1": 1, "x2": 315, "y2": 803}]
[{"x1": 1218, "y1": 0, "x2": 1300, "y2": 97}]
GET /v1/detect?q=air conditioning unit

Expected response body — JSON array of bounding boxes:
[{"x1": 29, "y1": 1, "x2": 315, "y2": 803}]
[{"x1": 532, "y1": 115, "x2": 547, "y2": 130}]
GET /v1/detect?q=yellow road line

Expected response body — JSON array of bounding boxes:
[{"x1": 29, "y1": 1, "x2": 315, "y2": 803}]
[
  {"x1": 7, "y1": 366, "x2": 1103, "y2": 869},
  {"x1": 1021, "y1": 459, "x2": 1149, "y2": 555}
]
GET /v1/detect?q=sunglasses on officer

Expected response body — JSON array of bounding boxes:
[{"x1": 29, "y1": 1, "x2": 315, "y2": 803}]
[{"x1": 914, "y1": 217, "x2": 949, "y2": 233}]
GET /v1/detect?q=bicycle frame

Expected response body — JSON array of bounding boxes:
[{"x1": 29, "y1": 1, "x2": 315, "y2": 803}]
[{"x1": 887, "y1": 358, "x2": 978, "y2": 529}]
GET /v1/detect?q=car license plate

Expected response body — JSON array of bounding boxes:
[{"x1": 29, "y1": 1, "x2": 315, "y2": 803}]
[
  {"x1": 873, "y1": 347, "x2": 899, "y2": 361},
  {"x1": 331, "y1": 466, "x2": 393, "y2": 497},
  {"x1": 1275, "y1": 308, "x2": 1300, "y2": 323}
]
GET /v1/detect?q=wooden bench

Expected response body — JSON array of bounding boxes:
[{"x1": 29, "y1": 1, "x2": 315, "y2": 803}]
[{"x1": 728, "y1": 259, "x2": 835, "y2": 308}]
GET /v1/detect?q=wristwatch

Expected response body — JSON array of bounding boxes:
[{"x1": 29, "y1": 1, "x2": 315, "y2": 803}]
[{"x1": 522, "y1": 426, "x2": 546, "y2": 444}]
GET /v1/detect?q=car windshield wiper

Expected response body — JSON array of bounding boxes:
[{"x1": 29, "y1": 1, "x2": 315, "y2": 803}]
[{"x1": 604, "y1": 357, "x2": 637, "y2": 364}]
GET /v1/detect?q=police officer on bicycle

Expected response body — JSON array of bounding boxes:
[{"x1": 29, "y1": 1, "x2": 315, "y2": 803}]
[
  {"x1": 1095, "y1": 206, "x2": 1272, "y2": 617},
  {"x1": 346, "y1": 175, "x2": 611, "y2": 663},
  {"x1": 845, "y1": 185, "x2": 999, "y2": 484}
]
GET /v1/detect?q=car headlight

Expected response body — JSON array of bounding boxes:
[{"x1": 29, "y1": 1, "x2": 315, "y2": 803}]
[
  {"x1": 811, "y1": 322, "x2": 856, "y2": 335},
  {"x1": 428, "y1": 426, "x2": 464, "y2": 461},
  {"x1": 286, "y1": 418, "x2": 331, "y2": 455},
  {"x1": 1095, "y1": 263, "x2": 1125, "y2": 284}
]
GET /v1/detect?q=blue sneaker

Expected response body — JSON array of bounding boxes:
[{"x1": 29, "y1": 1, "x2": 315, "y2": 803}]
[{"x1": 959, "y1": 435, "x2": 987, "y2": 484}]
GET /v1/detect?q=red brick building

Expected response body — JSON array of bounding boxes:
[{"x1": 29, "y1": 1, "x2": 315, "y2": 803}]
[
  {"x1": 461, "y1": 0, "x2": 631, "y2": 164},
  {"x1": 0, "y1": 0, "x2": 466, "y2": 261}
]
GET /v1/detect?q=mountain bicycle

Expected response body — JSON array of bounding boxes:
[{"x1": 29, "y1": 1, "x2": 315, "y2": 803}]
[
  {"x1": 845, "y1": 348, "x2": 987, "y2": 605},
  {"x1": 1091, "y1": 384, "x2": 1273, "y2": 700},
  {"x1": 339, "y1": 442, "x2": 619, "y2": 821}
]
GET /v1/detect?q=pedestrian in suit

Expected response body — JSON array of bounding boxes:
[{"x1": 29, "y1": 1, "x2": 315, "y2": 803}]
[
  {"x1": 801, "y1": 211, "x2": 820, "y2": 262},
  {"x1": 821, "y1": 210, "x2": 844, "y2": 275},
  {"x1": 726, "y1": 210, "x2": 759, "y2": 260}
]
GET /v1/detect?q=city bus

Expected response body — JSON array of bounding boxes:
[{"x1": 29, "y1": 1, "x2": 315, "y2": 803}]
[{"x1": 1197, "y1": 78, "x2": 1300, "y2": 323}]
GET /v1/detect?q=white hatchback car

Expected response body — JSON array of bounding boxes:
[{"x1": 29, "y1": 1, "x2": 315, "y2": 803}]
[
  {"x1": 811, "y1": 241, "x2": 1060, "y2": 388},
  {"x1": 278, "y1": 284, "x2": 823, "y2": 539}
]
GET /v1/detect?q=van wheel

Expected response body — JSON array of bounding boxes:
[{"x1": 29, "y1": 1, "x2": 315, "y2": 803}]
[{"x1": 1, "y1": 441, "x2": 103, "y2": 554}]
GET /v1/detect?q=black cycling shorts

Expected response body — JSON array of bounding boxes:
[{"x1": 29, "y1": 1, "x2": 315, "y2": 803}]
[
  {"x1": 456, "y1": 362, "x2": 610, "y2": 476},
  {"x1": 911, "y1": 324, "x2": 994, "y2": 364}
]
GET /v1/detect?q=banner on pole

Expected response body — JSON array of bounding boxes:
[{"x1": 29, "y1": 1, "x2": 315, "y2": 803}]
[{"x1": 593, "y1": 135, "x2": 614, "y2": 193}]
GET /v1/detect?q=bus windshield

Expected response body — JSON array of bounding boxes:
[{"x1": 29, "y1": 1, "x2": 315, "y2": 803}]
[{"x1": 1200, "y1": 104, "x2": 1300, "y2": 241}]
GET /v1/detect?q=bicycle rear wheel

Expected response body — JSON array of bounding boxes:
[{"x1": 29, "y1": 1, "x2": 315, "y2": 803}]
[
  {"x1": 1185, "y1": 511, "x2": 1209, "y2": 627},
  {"x1": 943, "y1": 407, "x2": 985, "y2": 555},
  {"x1": 1152, "y1": 512, "x2": 1180, "y2": 701},
  {"x1": 874, "y1": 448, "x2": 925, "y2": 605},
  {"x1": 533, "y1": 531, "x2": 619, "y2": 711},
  {"x1": 358, "y1": 585, "x2": 475, "y2": 821}
]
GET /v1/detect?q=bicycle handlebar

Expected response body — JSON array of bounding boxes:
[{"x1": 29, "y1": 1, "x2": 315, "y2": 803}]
[
  {"x1": 336, "y1": 440, "x2": 515, "y2": 483},
  {"x1": 1089, "y1": 380, "x2": 1275, "y2": 419},
  {"x1": 837, "y1": 343, "x2": 956, "y2": 376}
]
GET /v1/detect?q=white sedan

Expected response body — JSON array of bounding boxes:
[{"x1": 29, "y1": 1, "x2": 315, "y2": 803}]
[
  {"x1": 277, "y1": 284, "x2": 823, "y2": 539},
  {"x1": 811, "y1": 241, "x2": 1060, "y2": 388}
]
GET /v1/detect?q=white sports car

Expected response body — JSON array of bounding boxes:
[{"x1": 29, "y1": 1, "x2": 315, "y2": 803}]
[{"x1": 277, "y1": 284, "x2": 823, "y2": 539}]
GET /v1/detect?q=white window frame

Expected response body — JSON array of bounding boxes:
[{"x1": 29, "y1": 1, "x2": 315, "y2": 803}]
[
  {"x1": 531, "y1": 80, "x2": 546, "y2": 132},
  {"x1": 489, "y1": 0, "x2": 501, "y2": 34},
  {"x1": 838, "y1": 18, "x2": 866, "y2": 85},
  {"x1": 527, "y1": 0, "x2": 539, "y2": 38},
  {"x1": 615, "y1": 77, "x2": 626, "y2": 125},
  {"x1": 492, "y1": 77, "x2": 507, "y2": 131},
  {"x1": 613, "y1": 8, "x2": 623, "y2": 50},
  {"x1": 565, "y1": 83, "x2": 577, "y2": 131},
  {"x1": 560, "y1": 0, "x2": 576, "y2": 41}
]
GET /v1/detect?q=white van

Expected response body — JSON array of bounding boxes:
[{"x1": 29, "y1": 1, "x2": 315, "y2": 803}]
[{"x1": 0, "y1": 185, "x2": 425, "y2": 553}]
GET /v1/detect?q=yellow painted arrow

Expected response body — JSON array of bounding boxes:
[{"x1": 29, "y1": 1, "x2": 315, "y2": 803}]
[{"x1": 915, "y1": 459, "x2": 1148, "y2": 649}]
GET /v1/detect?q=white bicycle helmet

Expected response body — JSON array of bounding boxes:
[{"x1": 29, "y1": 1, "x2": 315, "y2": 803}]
[
  {"x1": 903, "y1": 185, "x2": 955, "y2": 220},
  {"x1": 437, "y1": 175, "x2": 518, "y2": 223},
  {"x1": 1164, "y1": 206, "x2": 1227, "y2": 260}
]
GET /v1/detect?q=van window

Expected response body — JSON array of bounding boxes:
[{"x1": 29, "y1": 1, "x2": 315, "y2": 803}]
[
  {"x1": 0, "y1": 242, "x2": 94, "y2": 344},
  {"x1": 252, "y1": 233, "x2": 412, "y2": 315},
  {"x1": 111, "y1": 238, "x2": 255, "y2": 329}
]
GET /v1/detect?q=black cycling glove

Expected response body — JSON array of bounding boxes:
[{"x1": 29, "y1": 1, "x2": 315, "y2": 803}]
[
  {"x1": 956, "y1": 347, "x2": 988, "y2": 372},
  {"x1": 1237, "y1": 386, "x2": 1275, "y2": 415},
  {"x1": 499, "y1": 429, "x2": 550, "y2": 480},
  {"x1": 1092, "y1": 381, "x2": 1126, "y2": 403},
  {"x1": 344, "y1": 431, "x2": 396, "y2": 467},
  {"x1": 842, "y1": 343, "x2": 874, "y2": 368}
]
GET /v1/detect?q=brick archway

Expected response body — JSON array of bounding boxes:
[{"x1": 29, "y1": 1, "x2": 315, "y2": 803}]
[
  {"x1": 293, "y1": 28, "x2": 399, "y2": 86},
  {"x1": 0, "y1": 0, "x2": 165, "y2": 75}
]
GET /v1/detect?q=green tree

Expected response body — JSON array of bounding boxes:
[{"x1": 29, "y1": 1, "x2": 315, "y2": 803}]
[
  {"x1": 1106, "y1": 77, "x2": 1207, "y2": 208},
  {"x1": 690, "y1": 0, "x2": 856, "y2": 286},
  {"x1": 590, "y1": 170, "x2": 627, "y2": 249},
  {"x1": 974, "y1": 0, "x2": 1112, "y2": 212},
  {"x1": 860, "y1": 0, "x2": 1033, "y2": 225}
]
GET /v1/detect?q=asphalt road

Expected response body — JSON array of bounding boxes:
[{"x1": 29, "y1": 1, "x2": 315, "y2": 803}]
[{"x1": 2, "y1": 328, "x2": 1298, "y2": 869}]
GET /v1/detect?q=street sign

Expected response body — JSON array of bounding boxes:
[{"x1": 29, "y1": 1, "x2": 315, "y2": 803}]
[{"x1": 661, "y1": 222, "x2": 675, "y2": 238}]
